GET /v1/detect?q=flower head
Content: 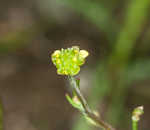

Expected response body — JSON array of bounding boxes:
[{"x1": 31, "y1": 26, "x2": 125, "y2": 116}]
[
  {"x1": 132, "y1": 106, "x2": 144, "y2": 122},
  {"x1": 51, "y1": 46, "x2": 89, "y2": 76}
]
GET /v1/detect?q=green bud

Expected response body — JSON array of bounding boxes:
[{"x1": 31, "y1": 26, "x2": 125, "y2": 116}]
[
  {"x1": 85, "y1": 111, "x2": 100, "y2": 127},
  {"x1": 132, "y1": 106, "x2": 144, "y2": 122},
  {"x1": 51, "y1": 46, "x2": 89, "y2": 76}
]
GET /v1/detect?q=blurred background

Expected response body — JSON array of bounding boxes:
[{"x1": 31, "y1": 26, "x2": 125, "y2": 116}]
[{"x1": 0, "y1": 0, "x2": 150, "y2": 130}]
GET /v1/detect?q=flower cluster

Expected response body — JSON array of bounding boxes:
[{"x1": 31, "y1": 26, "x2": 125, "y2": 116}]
[{"x1": 51, "y1": 46, "x2": 89, "y2": 76}]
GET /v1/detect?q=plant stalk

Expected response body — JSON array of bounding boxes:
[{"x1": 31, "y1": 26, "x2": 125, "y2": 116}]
[
  {"x1": 132, "y1": 121, "x2": 137, "y2": 130},
  {"x1": 68, "y1": 76, "x2": 115, "y2": 130}
]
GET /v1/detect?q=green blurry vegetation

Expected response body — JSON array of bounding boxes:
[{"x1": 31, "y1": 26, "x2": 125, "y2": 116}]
[
  {"x1": 0, "y1": 26, "x2": 38, "y2": 54},
  {"x1": 56, "y1": 0, "x2": 118, "y2": 43},
  {"x1": 107, "y1": 0, "x2": 150, "y2": 125},
  {"x1": 138, "y1": 27, "x2": 150, "y2": 55},
  {"x1": 110, "y1": 0, "x2": 150, "y2": 65},
  {"x1": 0, "y1": 101, "x2": 3, "y2": 130}
]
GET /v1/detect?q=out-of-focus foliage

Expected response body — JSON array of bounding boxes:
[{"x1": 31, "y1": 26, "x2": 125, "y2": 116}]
[
  {"x1": 0, "y1": 26, "x2": 38, "y2": 53},
  {"x1": 0, "y1": 101, "x2": 3, "y2": 130},
  {"x1": 56, "y1": 0, "x2": 118, "y2": 42}
]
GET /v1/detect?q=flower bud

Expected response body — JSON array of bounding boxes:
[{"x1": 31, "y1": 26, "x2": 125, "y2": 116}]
[{"x1": 132, "y1": 106, "x2": 144, "y2": 122}]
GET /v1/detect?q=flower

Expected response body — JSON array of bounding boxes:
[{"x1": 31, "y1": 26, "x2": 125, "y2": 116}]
[
  {"x1": 51, "y1": 46, "x2": 89, "y2": 76},
  {"x1": 132, "y1": 106, "x2": 144, "y2": 122}
]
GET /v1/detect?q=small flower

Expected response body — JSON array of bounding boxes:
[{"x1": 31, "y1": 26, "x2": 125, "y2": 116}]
[
  {"x1": 73, "y1": 96, "x2": 81, "y2": 106},
  {"x1": 132, "y1": 106, "x2": 144, "y2": 122},
  {"x1": 51, "y1": 46, "x2": 89, "y2": 76},
  {"x1": 65, "y1": 94, "x2": 84, "y2": 112}
]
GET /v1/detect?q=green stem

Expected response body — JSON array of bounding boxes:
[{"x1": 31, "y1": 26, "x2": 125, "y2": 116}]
[
  {"x1": 68, "y1": 76, "x2": 115, "y2": 130},
  {"x1": 132, "y1": 121, "x2": 138, "y2": 130}
]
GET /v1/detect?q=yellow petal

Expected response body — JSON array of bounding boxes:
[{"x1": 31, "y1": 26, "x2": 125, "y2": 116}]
[
  {"x1": 79, "y1": 50, "x2": 89, "y2": 58},
  {"x1": 52, "y1": 50, "x2": 61, "y2": 58}
]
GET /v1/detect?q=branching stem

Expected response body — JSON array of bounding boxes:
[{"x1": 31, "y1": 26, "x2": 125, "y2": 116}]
[{"x1": 68, "y1": 76, "x2": 115, "y2": 130}]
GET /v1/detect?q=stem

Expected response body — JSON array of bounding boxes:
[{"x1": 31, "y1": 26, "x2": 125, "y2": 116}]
[
  {"x1": 68, "y1": 76, "x2": 115, "y2": 130},
  {"x1": 132, "y1": 121, "x2": 138, "y2": 130}
]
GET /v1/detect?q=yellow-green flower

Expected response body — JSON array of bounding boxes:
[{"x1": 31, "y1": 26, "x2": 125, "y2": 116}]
[
  {"x1": 132, "y1": 106, "x2": 144, "y2": 122},
  {"x1": 51, "y1": 46, "x2": 89, "y2": 76}
]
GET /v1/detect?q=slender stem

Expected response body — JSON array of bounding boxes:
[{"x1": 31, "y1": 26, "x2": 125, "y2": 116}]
[
  {"x1": 132, "y1": 121, "x2": 137, "y2": 130},
  {"x1": 68, "y1": 76, "x2": 115, "y2": 130}
]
